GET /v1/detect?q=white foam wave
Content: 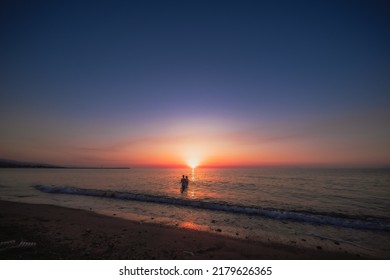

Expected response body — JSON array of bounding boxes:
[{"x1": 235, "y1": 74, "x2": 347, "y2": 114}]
[{"x1": 33, "y1": 184, "x2": 390, "y2": 231}]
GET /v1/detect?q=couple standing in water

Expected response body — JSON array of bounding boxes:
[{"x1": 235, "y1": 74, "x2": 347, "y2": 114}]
[{"x1": 180, "y1": 175, "x2": 189, "y2": 193}]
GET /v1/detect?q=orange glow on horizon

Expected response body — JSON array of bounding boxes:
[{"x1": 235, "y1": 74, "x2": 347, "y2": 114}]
[{"x1": 22, "y1": 116, "x2": 389, "y2": 168}]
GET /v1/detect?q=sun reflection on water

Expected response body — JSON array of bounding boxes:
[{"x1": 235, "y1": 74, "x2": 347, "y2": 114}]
[
  {"x1": 178, "y1": 221, "x2": 209, "y2": 231},
  {"x1": 191, "y1": 168, "x2": 195, "y2": 181}
]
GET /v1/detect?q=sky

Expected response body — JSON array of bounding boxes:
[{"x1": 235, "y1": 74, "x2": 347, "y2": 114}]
[{"x1": 0, "y1": 0, "x2": 389, "y2": 167}]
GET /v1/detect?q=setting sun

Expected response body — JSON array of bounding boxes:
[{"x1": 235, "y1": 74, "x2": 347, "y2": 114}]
[{"x1": 187, "y1": 159, "x2": 199, "y2": 169}]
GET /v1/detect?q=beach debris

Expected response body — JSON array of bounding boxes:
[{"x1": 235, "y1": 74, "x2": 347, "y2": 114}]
[
  {"x1": 0, "y1": 240, "x2": 36, "y2": 252},
  {"x1": 215, "y1": 228, "x2": 222, "y2": 232},
  {"x1": 0, "y1": 240, "x2": 16, "y2": 248},
  {"x1": 183, "y1": 250, "x2": 195, "y2": 256},
  {"x1": 211, "y1": 220, "x2": 216, "y2": 223},
  {"x1": 16, "y1": 241, "x2": 36, "y2": 250}
]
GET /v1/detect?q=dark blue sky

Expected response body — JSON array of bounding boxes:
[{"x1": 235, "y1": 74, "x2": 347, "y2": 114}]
[{"x1": 1, "y1": 0, "x2": 389, "y2": 166}]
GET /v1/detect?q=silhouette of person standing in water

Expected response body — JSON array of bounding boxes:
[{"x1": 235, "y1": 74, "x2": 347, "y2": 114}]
[
  {"x1": 180, "y1": 175, "x2": 187, "y2": 193},
  {"x1": 185, "y1": 176, "x2": 189, "y2": 187}
]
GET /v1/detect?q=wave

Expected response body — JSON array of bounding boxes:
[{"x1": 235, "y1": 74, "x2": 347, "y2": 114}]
[{"x1": 33, "y1": 184, "x2": 390, "y2": 231}]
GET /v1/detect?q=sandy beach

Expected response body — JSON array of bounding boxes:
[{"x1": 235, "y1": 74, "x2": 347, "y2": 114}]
[{"x1": 0, "y1": 200, "x2": 365, "y2": 260}]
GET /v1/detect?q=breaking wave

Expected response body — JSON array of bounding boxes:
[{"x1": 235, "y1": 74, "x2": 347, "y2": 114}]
[{"x1": 33, "y1": 184, "x2": 390, "y2": 231}]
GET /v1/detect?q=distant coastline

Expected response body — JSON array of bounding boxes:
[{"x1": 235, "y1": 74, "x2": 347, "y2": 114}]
[{"x1": 0, "y1": 159, "x2": 129, "y2": 169}]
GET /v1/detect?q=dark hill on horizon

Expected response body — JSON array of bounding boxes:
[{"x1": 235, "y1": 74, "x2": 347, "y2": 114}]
[
  {"x1": 0, "y1": 159, "x2": 129, "y2": 169},
  {"x1": 0, "y1": 158, "x2": 62, "y2": 168}
]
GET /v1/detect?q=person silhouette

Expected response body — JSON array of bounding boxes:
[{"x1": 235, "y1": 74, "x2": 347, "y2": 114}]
[
  {"x1": 185, "y1": 176, "x2": 189, "y2": 187},
  {"x1": 180, "y1": 175, "x2": 186, "y2": 193}
]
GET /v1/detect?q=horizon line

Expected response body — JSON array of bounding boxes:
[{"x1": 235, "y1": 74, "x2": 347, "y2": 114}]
[{"x1": 1, "y1": 158, "x2": 389, "y2": 169}]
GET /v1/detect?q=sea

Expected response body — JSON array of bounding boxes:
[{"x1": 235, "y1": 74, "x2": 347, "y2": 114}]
[{"x1": 0, "y1": 167, "x2": 389, "y2": 258}]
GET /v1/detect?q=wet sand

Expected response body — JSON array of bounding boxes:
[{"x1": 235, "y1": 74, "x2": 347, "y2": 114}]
[{"x1": 0, "y1": 200, "x2": 363, "y2": 260}]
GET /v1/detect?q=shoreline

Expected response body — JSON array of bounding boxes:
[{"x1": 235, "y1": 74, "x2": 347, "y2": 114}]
[{"x1": 0, "y1": 200, "x2": 366, "y2": 260}]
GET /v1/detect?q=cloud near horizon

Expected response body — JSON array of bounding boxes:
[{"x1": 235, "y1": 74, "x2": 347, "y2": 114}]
[{"x1": 34, "y1": 108, "x2": 388, "y2": 167}]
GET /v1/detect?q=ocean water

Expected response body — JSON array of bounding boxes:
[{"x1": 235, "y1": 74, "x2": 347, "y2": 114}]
[{"x1": 0, "y1": 167, "x2": 389, "y2": 258}]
